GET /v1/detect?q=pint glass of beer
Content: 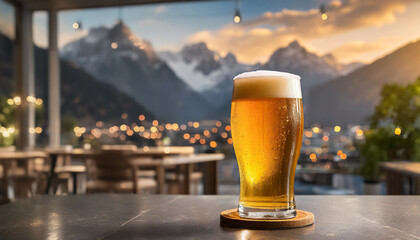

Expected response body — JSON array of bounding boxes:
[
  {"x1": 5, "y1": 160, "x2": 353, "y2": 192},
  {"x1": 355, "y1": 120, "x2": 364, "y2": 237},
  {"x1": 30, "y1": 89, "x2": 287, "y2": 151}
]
[{"x1": 231, "y1": 70, "x2": 303, "y2": 219}]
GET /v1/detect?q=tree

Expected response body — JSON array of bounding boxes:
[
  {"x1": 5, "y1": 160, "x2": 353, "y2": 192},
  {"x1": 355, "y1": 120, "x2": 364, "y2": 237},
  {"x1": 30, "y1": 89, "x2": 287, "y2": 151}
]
[
  {"x1": 361, "y1": 78, "x2": 420, "y2": 181},
  {"x1": 0, "y1": 95, "x2": 45, "y2": 147},
  {"x1": 0, "y1": 96, "x2": 16, "y2": 146}
]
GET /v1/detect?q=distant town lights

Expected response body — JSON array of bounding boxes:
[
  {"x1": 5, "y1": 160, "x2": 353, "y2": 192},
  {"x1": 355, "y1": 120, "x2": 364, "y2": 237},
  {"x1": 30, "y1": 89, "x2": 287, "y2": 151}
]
[
  {"x1": 210, "y1": 141, "x2": 217, "y2": 148},
  {"x1": 334, "y1": 126, "x2": 341, "y2": 132},
  {"x1": 309, "y1": 153, "x2": 317, "y2": 162}
]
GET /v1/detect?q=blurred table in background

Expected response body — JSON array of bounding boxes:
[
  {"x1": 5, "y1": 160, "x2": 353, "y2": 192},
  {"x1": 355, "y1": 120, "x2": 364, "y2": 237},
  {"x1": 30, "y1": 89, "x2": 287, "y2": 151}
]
[
  {"x1": 1, "y1": 195, "x2": 420, "y2": 239},
  {"x1": 137, "y1": 146, "x2": 195, "y2": 155},
  {"x1": 131, "y1": 153, "x2": 225, "y2": 194},
  {"x1": 0, "y1": 151, "x2": 48, "y2": 203},
  {"x1": 381, "y1": 161, "x2": 420, "y2": 194},
  {"x1": 43, "y1": 147, "x2": 224, "y2": 195},
  {"x1": 44, "y1": 148, "x2": 94, "y2": 194}
]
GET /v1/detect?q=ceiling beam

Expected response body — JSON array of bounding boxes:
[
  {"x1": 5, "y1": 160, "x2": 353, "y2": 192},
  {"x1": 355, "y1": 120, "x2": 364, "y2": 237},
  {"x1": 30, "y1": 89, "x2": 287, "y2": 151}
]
[{"x1": 5, "y1": 0, "x2": 224, "y2": 11}]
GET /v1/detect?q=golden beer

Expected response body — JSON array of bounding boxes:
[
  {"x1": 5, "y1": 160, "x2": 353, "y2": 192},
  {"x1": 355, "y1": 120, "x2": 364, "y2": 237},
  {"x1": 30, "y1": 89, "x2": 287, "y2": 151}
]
[{"x1": 231, "y1": 71, "x2": 303, "y2": 219}]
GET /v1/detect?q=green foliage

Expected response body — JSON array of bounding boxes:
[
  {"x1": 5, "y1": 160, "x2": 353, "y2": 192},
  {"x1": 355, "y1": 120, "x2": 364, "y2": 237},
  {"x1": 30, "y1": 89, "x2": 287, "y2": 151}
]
[
  {"x1": 371, "y1": 78, "x2": 420, "y2": 130},
  {"x1": 360, "y1": 78, "x2": 420, "y2": 180},
  {"x1": 0, "y1": 95, "x2": 45, "y2": 147},
  {"x1": 61, "y1": 113, "x2": 78, "y2": 145},
  {"x1": 0, "y1": 96, "x2": 16, "y2": 146}
]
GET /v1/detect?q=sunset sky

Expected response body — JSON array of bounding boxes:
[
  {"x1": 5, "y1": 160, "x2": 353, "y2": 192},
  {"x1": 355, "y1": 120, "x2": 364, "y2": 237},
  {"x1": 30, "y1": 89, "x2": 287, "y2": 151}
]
[{"x1": 1, "y1": 0, "x2": 420, "y2": 64}]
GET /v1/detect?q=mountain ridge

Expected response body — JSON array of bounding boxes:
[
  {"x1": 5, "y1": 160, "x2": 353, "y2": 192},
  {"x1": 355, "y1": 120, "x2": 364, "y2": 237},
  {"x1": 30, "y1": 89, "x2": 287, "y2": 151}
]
[
  {"x1": 0, "y1": 33, "x2": 155, "y2": 129},
  {"x1": 305, "y1": 39, "x2": 420, "y2": 126},
  {"x1": 61, "y1": 21, "x2": 213, "y2": 122}
]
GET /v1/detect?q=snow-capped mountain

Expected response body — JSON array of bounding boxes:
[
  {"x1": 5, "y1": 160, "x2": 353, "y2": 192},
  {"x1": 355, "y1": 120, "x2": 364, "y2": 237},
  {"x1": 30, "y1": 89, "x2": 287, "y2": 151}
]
[
  {"x1": 61, "y1": 22, "x2": 364, "y2": 122},
  {"x1": 159, "y1": 42, "x2": 252, "y2": 107},
  {"x1": 61, "y1": 21, "x2": 213, "y2": 122},
  {"x1": 159, "y1": 43, "x2": 250, "y2": 93},
  {"x1": 160, "y1": 40, "x2": 363, "y2": 111},
  {"x1": 263, "y1": 40, "x2": 362, "y2": 94}
]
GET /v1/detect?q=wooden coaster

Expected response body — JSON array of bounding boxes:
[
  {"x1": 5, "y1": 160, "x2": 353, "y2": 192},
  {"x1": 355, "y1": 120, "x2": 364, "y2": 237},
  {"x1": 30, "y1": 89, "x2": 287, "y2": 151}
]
[{"x1": 220, "y1": 208, "x2": 314, "y2": 229}]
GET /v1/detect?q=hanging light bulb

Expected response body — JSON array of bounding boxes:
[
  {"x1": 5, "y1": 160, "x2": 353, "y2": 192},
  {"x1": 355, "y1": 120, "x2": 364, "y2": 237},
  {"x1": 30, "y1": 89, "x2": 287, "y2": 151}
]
[
  {"x1": 111, "y1": 42, "x2": 118, "y2": 49},
  {"x1": 233, "y1": 8, "x2": 241, "y2": 23},
  {"x1": 320, "y1": 4, "x2": 328, "y2": 21},
  {"x1": 233, "y1": 0, "x2": 241, "y2": 23},
  {"x1": 72, "y1": 21, "x2": 82, "y2": 30}
]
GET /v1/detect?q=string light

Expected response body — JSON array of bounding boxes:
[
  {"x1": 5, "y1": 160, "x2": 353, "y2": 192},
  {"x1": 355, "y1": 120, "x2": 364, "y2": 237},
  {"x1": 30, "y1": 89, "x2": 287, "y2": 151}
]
[
  {"x1": 233, "y1": 0, "x2": 242, "y2": 23},
  {"x1": 320, "y1": 4, "x2": 328, "y2": 20},
  {"x1": 35, "y1": 127, "x2": 42, "y2": 134},
  {"x1": 394, "y1": 127, "x2": 402, "y2": 136},
  {"x1": 13, "y1": 96, "x2": 21, "y2": 105},
  {"x1": 72, "y1": 21, "x2": 82, "y2": 30},
  {"x1": 111, "y1": 42, "x2": 118, "y2": 49}
]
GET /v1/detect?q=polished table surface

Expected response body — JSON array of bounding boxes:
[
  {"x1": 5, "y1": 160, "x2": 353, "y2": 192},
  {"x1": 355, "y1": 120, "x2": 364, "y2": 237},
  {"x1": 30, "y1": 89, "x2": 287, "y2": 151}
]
[{"x1": 0, "y1": 195, "x2": 419, "y2": 239}]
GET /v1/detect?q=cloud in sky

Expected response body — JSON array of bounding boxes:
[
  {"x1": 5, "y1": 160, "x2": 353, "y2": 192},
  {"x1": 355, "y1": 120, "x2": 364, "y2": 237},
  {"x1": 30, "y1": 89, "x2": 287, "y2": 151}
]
[
  {"x1": 154, "y1": 6, "x2": 167, "y2": 14},
  {"x1": 0, "y1": 18, "x2": 14, "y2": 39},
  {"x1": 138, "y1": 19, "x2": 162, "y2": 27},
  {"x1": 330, "y1": 39, "x2": 392, "y2": 63},
  {"x1": 187, "y1": 0, "x2": 414, "y2": 64}
]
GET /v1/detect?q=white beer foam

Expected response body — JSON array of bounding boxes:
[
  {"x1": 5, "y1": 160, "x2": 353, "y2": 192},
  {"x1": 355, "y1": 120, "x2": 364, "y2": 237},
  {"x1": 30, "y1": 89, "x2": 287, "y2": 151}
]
[{"x1": 233, "y1": 70, "x2": 302, "y2": 99}]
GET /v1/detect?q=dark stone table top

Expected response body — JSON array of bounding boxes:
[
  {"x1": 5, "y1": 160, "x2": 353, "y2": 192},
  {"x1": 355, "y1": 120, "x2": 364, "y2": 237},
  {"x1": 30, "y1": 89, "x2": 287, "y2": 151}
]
[{"x1": 0, "y1": 195, "x2": 420, "y2": 239}]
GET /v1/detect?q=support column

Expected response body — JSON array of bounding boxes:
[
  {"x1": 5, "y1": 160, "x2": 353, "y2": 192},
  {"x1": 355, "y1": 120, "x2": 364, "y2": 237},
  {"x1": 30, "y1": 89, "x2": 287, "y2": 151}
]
[
  {"x1": 48, "y1": 6, "x2": 60, "y2": 147},
  {"x1": 15, "y1": 4, "x2": 35, "y2": 150}
]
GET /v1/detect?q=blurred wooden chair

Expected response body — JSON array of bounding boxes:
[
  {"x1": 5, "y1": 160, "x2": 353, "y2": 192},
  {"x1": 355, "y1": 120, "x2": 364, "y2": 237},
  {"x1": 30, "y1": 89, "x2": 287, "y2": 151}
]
[
  {"x1": 166, "y1": 165, "x2": 203, "y2": 194},
  {"x1": 100, "y1": 145, "x2": 157, "y2": 179},
  {"x1": 34, "y1": 156, "x2": 87, "y2": 195},
  {"x1": 86, "y1": 150, "x2": 156, "y2": 194}
]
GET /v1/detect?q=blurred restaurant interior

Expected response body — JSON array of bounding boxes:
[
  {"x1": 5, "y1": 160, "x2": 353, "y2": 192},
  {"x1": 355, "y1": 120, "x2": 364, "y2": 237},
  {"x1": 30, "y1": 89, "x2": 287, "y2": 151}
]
[{"x1": 0, "y1": 0, "x2": 420, "y2": 238}]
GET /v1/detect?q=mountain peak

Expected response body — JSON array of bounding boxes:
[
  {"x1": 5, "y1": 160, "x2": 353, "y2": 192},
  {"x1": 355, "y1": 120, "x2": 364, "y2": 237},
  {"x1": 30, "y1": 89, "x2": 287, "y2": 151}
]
[
  {"x1": 223, "y1": 52, "x2": 237, "y2": 67},
  {"x1": 181, "y1": 42, "x2": 213, "y2": 63},
  {"x1": 109, "y1": 20, "x2": 132, "y2": 40},
  {"x1": 179, "y1": 42, "x2": 221, "y2": 75},
  {"x1": 288, "y1": 40, "x2": 303, "y2": 49}
]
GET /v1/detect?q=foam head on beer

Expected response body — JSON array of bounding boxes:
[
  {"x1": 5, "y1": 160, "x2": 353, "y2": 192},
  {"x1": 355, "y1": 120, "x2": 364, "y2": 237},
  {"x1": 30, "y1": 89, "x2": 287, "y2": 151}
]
[{"x1": 232, "y1": 70, "x2": 302, "y2": 100}]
